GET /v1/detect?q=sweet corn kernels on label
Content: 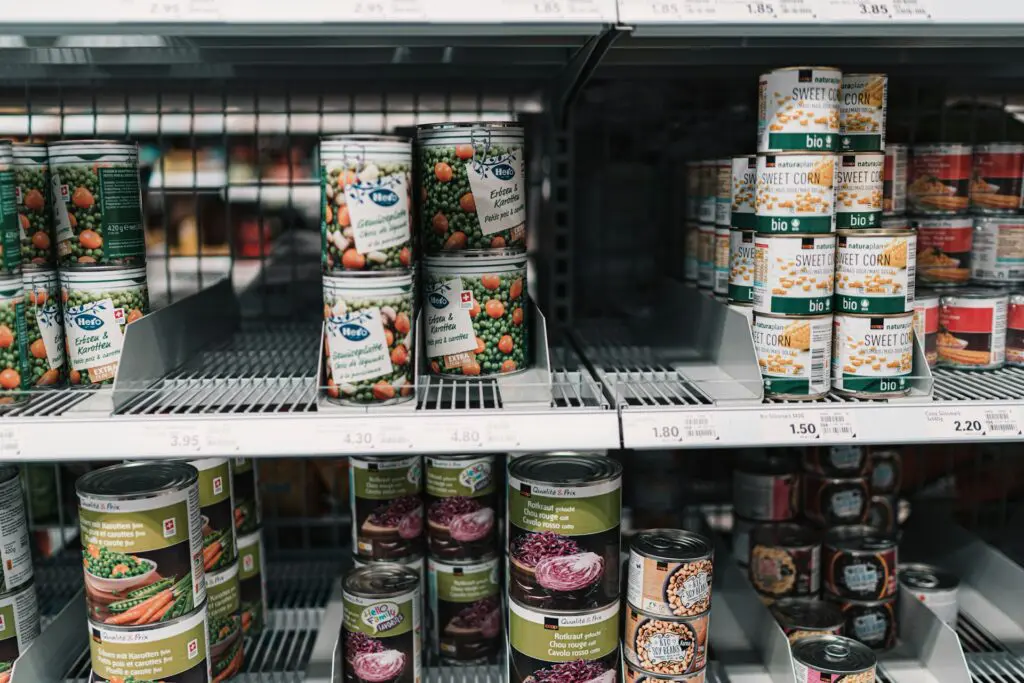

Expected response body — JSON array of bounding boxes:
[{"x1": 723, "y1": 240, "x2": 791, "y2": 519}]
[
  {"x1": 836, "y1": 153, "x2": 884, "y2": 229},
  {"x1": 758, "y1": 67, "x2": 841, "y2": 153},
  {"x1": 756, "y1": 153, "x2": 837, "y2": 234},
  {"x1": 754, "y1": 235, "x2": 835, "y2": 315},
  {"x1": 832, "y1": 313, "x2": 914, "y2": 396},
  {"x1": 840, "y1": 74, "x2": 887, "y2": 152},
  {"x1": 835, "y1": 230, "x2": 916, "y2": 314},
  {"x1": 753, "y1": 313, "x2": 832, "y2": 398}
]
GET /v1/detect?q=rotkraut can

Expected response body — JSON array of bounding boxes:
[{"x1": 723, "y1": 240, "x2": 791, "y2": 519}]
[
  {"x1": 729, "y1": 229, "x2": 755, "y2": 303},
  {"x1": 754, "y1": 234, "x2": 835, "y2": 315},
  {"x1": 753, "y1": 313, "x2": 832, "y2": 399},
  {"x1": 714, "y1": 226, "x2": 730, "y2": 296},
  {"x1": 835, "y1": 230, "x2": 915, "y2": 314},
  {"x1": 832, "y1": 313, "x2": 914, "y2": 398},
  {"x1": 731, "y1": 155, "x2": 757, "y2": 229},
  {"x1": 756, "y1": 153, "x2": 837, "y2": 235},
  {"x1": 509, "y1": 600, "x2": 619, "y2": 683},
  {"x1": 839, "y1": 74, "x2": 887, "y2": 152},
  {"x1": 883, "y1": 144, "x2": 907, "y2": 216},
  {"x1": 835, "y1": 153, "x2": 884, "y2": 229},
  {"x1": 758, "y1": 67, "x2": 841, "y2": 153}
]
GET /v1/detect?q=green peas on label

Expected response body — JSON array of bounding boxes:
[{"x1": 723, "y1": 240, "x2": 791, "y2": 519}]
[
  {"x1": 13, "y1": 145, "x2": 55, "y2": 268},
  {"x1": 22, "y1": 267, "x2": 66, "y2": 388},
  {"x1": 0, "y1": 275, "x2": 31, "y2": 404}
]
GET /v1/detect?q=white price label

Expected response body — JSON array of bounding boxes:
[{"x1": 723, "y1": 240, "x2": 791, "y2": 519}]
[
  {"x1": 819, "y1": 411, "x2": 857, "y2": 440},
  {"x1": 449, "y1": 427, "x2": 484, "y2": 448},
  {"x1": 925, "y1": 407, "x2": 1021, "y2": 438},
  {"x1": 375, "y1": 423, "x2": 415, "y2": 450},
  {"x1": 0, "y1": 428, "x2": 19, "y2": 459},
  {"x1": 114, "y1": 0, "x2": 225, "y2": 21},
  {"x1": 203, "y1": 425, "x2": 239, "y2": 452},
  {"x1": 426, "y1": 0, "x2": 613, "y2": 21},
  {"x1": 622, "y1": 0, "x2": 816, "y2": 21},
  {"x1": 165, "y1": 427, "x2": 202, "y2": 452},
  {"x1": 485, "y1": 420, "x2": 521, "y2": 448},
  {"x1": 819, "y1": 0, "x2": 931, "y2": 20},
  {"x1": 761, "y1": 411, "x2": 821, "y2": 441},
  {"x1": 982, "y1": 408, "x2": 1021, "y2": 436}
]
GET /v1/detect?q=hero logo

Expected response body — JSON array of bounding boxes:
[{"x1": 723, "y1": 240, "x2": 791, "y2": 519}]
[
  {"x1": 340, "y1": 323, "x2": 370, "y2": 342},
  {"x1": 369, "y1": 188, "x2": 400, "y2": 207},
  {"x1": 163, "y1": 517, "x2": 176, "y2": 538},
  {"x1": 491, "y1": 163, "x2": 515, "y2": 181},
  {"x1": 362, "y1": 601, "x2": 404, "y2": 633},
  {"x1": 73, "y1": 313, "x2": 104, "y2": 331},
  {"x1": 428, "y1": 291, "x2": 449, "y2": 309}
]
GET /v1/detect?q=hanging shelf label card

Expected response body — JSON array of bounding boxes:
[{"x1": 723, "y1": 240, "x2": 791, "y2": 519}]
[
  {"x1": 620, "y1": 0, "x2": 818, "y2": 21},
  {"x1": 817, "y1": 0, "x2": 932, "y2": 20}
]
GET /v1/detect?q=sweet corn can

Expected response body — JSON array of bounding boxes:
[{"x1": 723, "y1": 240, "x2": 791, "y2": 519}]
[
  {"x1": 835, "y1": 153, "x2": 884, "y2": 229},
  {"x1": 753, "y1": 312, "x2": 832, "y2": 399},
  {"x1": 758, "y1": 67, "x2": 841, "y2": 153},
  {"x1": 833, "y1": 312, "x2": 914, "y2": 397},
  {"x1": 753, "y1": 234, "x2": 835, "y2": 315},
  {"x1": 839, "y1": 74, "x2": 887, "y2": 152},
  {"x1": 835, "y1": 229, "x2": 916, "y2": 314},
  {"x1": 756, "y1": 152, "x2": 837, "y2": 234}
]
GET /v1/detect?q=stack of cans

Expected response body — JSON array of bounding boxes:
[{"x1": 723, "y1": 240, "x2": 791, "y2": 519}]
[
  {"x1": 232, "y1": 458, "x2": 268, "y2": 642},
  {"x1": 0, "y1": 466, "x2": 40, "y2": 674}
]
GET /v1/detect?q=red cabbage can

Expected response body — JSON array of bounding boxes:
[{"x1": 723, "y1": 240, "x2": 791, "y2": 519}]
[
  {"x1": 343, "y1": 563, "x2": 421, "y2": 683},
  {"x1": 425, "y1": 454, "x2": 497, "y2": 560},
  {"x1": 508, "y1": 599, "x2": 619, "y2": 683},
  {"x1": 427, "y1": 555, "x2": 500, "y2": 664},
  {"x1": 350, "y1": 455, "x2": 424, "y2": 561},
  {"x1": 507, "y1": 454, "x2": 622, "y2": 610}
]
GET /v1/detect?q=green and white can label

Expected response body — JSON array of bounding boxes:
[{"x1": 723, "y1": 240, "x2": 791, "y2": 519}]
[
  {"x1": 758, "y1": 67, "x2": 841, "y2": 153},
  {"x1": 508, "y1": 599, "x2": 619, "y2": 683},
  {"x1": 0, "y1": 276, "x2": 31, "y2": 396},
  {"x1": 231, "y1": 458, "x2": 261, "y2": 535},
  {"x1": 13, "y1": 144, "x2": 54, "y2": 267},
  {"x1": 0, "y1": 581, "x2": 40, "y2": 674},
  {"x1": 836, "y1": 231, "x2": 916, "y2": 314},
  {"x1": 190, "y1": 458, "x2": 237, "y2": 572},
  {"x1": 756, "y1": 153, "x2": 837, "y2": 234},
  {"x1": 754, "y1": 235, "x2": 835, "y2": 315},
  {"x1": 840, "y1": 74, "x2": 888, "y2": 152},
  {"x1": 833, "y1": 313, "x2": 914, "y2": 396},
  {"x1": 731, "y1": 155, "x2": 757, "y2": 230},
  {"x1": 238, "y1": 530, "x2": 268, "y2": 636},
  {"x1": 343, "y1": 581, "x2": 421, "y2": 683},
  {"x1": 836, "y1": 153, "x2": 884, "y2": 229},
  {"x1": 714, "y1": 227, "x2": 730, "y2": 296},
  {"x1": 425, "y1": 454, "x2": 497, "y2": 561},
  {"x1": 23, "y1": 267, "x2": 66, "y2": 387},
  {"x1": 207, "y1": 561, "x2": 244, "y2": 681},
  {"x1": 753, "y1": 313, "x2": 832, "y2": 398},
  {"x1": 88, "y1": 605, "x2": 211, "y2": 683},
  {"x1": 427, "y1": 556, "x2": 501, "y2": 662},
  {"x1": 714, "y1": 159, "x2": 732, "y2": 227},
  {"x1": 350, "y1": 455, "x2": 423, "y2": 561},
  {"x1": 697, "y1": 225, "x2": 715, "y2": 289},
  {"x1": 0, "y1": 146, "x2": 22, "y2": 276},
  {"x1": 729, "y1": 229, "x2": 755, "y2": 303},
  {"x1": 0, "y1": 469, "x2": 32, "y2": 594}
]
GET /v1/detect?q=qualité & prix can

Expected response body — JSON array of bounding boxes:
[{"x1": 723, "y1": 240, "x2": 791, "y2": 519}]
[
  {"x1": 913, "y1": 291, "x2": 939, "y2": 368},
  {"x1": 698, "y1": 161, "x2": 717, "y2": 224},
  {"x1": 684, "y1": 223, "x2": 700, "y2": 282},
  {"x1": 729, "y1": 229, "x2": 755, "y2": 303},
  {"x1": 1008, "y1": 292, "x2": 1024, "y2": 365},
  {"x1": 715, "y1": 158, "x2": 732, "y2": 227},
  {"x1": 206, "y1": 560, "x2": 244, "y2": 680},
  {"x1": 697, "y1": 225, "x2": 715, "y2": 289},
  {"x1": 829, "y1": 596, "x2": 897, "y2": 650},
  {"x1": 869, "y1": 449, "x2": 902, "y2": 495},
  {"x1": 731, "y1": 155, "x2": 757, "y2": 230},
  {"x1": 623, "y1": 603, "x2": 709, "y2": 676},
  {"x1": 509, "y1": 599, "x2": 619, "y2": 683},
  {"x1": 0, "y1": 466, "x2": 32, "y2": 594},
  {"x1": 714, "y1": 226, "x2": 730, "y2": 296},
  {"x1": 733, "y1": 451, "x2": 800, "y2": 522},
  {"x1": 803, "y1": 446, "x2": 869, "y2": 478}
]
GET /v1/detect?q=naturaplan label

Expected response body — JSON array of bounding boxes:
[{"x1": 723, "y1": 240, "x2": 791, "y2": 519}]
[
  {"x1": 509, "y1": 600, "x2": 619, "y2": 681},
  {"x1": 758, "y1": 67, "x2": 841, "y2": 153},
  {"x1": 833, "y1": 314, "x2": 914, "y2": 395},
  {"x1": 755, "y1": 153, "x2": 837, "y2": 234},
  {"x1": 753, "y1": 235, "x2": 835, "y2": 315},
  {"x1": 836, "y1": 232, "x2": 916, "y2": 314},
  {"x1": 89, "y1": 604, "x2": 210, "y2": 682}
]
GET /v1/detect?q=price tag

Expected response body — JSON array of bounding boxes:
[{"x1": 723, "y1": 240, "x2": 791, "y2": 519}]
[
  {"x1": 924, "y1": 406, "x2": 1021, "y2": 438},
  {"x1": 449, "y1": 426, "x2": 484, "y2": 449},
  {"x1": 761, "y1": 410, "x2": 821, "y2": 441},
  {"x1": 343, "y1": 428, "x2": 376, "y2": 449},
  {"x1": 621, "y1": 0, "x2": 816, "y2": 21},
  {"x1": 428, "y1": 0, "x2": 614, "y2": 21},
  {"x1": 204, "y1": 425, "x2": 239, "y2": 452},
  {"x1": 485, "y1": 420, "x2": 521, "y2": 449},
  {"x1": 818, "y1": 0, "x2": 931, "y2": 20},
  {"x1": 375, "y1": 423, "x2": 415, "y2": 450},
  {"x1": 0, "y1": 427, "x2": 19, "y2": 459},
  {"x1": 819, "y1": 410, "x2": 857, "y2": 440},
  {"x1": 112, "y1": 0, "x2": 226, "y2": 21},
  {"x1": 163, "y1": 426, "x2": 202, "y2": 452}
]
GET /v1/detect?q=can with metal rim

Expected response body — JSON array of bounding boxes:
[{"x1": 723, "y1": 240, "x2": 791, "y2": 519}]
[
  {"x1": 22, "y1": 266, "x2": 65, "y2": 388},
  {"x1": 836, "y1": 152, "x2": 884, "y2": 228},
  {"x1": 883, "y1": 144, "x2": 907, "y2": 216},
  {"x1": 756, "y1": 152, "x2": 837, "y2": 235},
  {"x1": 754, "y1": 234, "x2": 835, "y2": 315},
  {"x1": 832, "y1": 312, "x2": 914, "y2": 398},
  {"x1": 698, "y1": 161, "x2": 716, "y2": 224},
  {"x1": 714, "y1": 226, "x2": 730, "y2": 296},
  {"x1": 231, "y1": 458, "x2": 261, "y2": 535},
  {"x1": 0, "y1": 466, "x2": 32, "y2": 594},
  {"x1": 913, "y1": 290, "x2": 939, "y2": 368},
  {"x1": 792, "y1": 635, "x2": 876, "y2": 682},
  {"x1": 803, "y1": 472, "x2": 870, "y2": 526},
  {"x1": 731, "y1": 155, "x2": 757, "y2": 230},
  {"x1": 840, "y1": 74, "x2": 887, "y2": 152},
  {"x1": 753, "y1": 312, "x2": 832, "y2": 399},
  {"x1": 12, "y1": 143, "x2": 54, "y2": 267},
  {"x1": 627, "y1": 529, "x2": 714, "y2": 617},
  {"x1": 507, "y1": 454, "x2": 622, "y2": 609},
  {"x1": 729, "y1": 229, "x2": 756, "y2": 303},
  {"x1": 908, "y1": 143, "x2": 972, "y2": 214},
  {"x1": 823, "y1": 525, "x2": 898, "y2": 601},
  {"x1": 684, "y1": 223, "x2": 700, "y2": 282},
  {"x1": 971, "y1": 215, "x2": 1024, "y2": 283},
  {"x1": 867, "y1": 494, "x2": 899, "y2": 533},
  {"x1": 238, "y1": 529, "x2": 267, "y2": 636},
  {"x1": 970, "y1": 143, "x2": 1024, "y2": 214},
  {"x1": 0, "y1": 144, "x2": 22, "y2": 276},
  {"x1": 697, "y1": 224, "x2": 715, "y2": 289},
  {"x1": 427, "y1": 554, "x2": 500, "y2": 663},
  {"x1": 350, "y1": 454, "x2": 423, "y2": 561},
  {"x1": 828, "y1": 596, "x2": 897, "y2": 650},
  {"x1": 624, "y1": 660, "x2": 706, "y2": 683},
  {"x1": 899, "y1": 563, "x2": 959, "y2": 627},
  {"x1": 714, "y1": 158, "x2": 732, "y2": 227},
  {"x1": 869, "y1": 449, "x2": 902, "y2": 495},
  {"x1": 190, "y1": 457, "x2": 237, "y2": 571},
  {"x1": 0, "y1": 579, "x2": 39, "y2": 673},
  {"x1": 758, "y1": 67, "x2": 841, "y2": 153},
  {"x1": 938, "y1": 287, "x2": 1008, "y2": 369},
  {"x1": 881, "y1": 215, "x2": 909, "y2": 230},
  {"x1": 835, "y1": 229, "x2": 915, "y2": 314},
  {"x1": 733, "y1": 451, "x2": 800, "y2": 522},
  {"x1": 914, "y1": 216, "x2": 973, "y2": 286},
  {"x1": 623, "y1": 603, "x2": 709, "y2": 676},
  {"x1": 509, "y1": 599, "x2": 619, "y2": 683},
  {"x1": 424, "y1": 453, "x2": 497, "y2": 561},
  {"x1": 0, "y1": 274, "x2": 30, "y2": 401},
  {"x1": 771, "y1": 598, "x2": 845, "y2": 644},
  {"x1": 1008, "y1": 292, "x2": 1024, "y2": 366},
  {"x1": 206, "y1": 561, "x2": 244, "y2": 680},
  {"x1": 749, "y1": 523, "x2": 821, "y2": 600},
  {"x1": 343, "y1": 563, "x2": 422, "y2": 683}
]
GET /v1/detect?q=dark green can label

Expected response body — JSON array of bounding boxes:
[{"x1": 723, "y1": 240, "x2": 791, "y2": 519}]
[
  {"x1": 0, "y1": 171, "x2": 22, "y2": 275},
  {"x1": 508, "y1": 600, "x2": 619, "y2": 683}
]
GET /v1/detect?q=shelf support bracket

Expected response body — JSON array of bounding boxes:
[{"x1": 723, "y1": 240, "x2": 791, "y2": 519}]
[{"x1": 551, "y1": 25, "x2": 626, "y2": 127}]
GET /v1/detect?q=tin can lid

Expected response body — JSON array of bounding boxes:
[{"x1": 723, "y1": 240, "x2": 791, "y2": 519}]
[
  {"x1": 321, "y1": 134, "x2": 411, "y2": 144},
  {"x1": 76, "y1": 461, "x2": 198, "y2": 499},
  {"x1": 354, "y1": 553, "x2": 424, "y2": 569},
  {"x1": 322, "y1": 271, "x2": 414, "y2": 294},
  {"x1": 417, "y1": 121, "x2": 522, "y2": 132},
  {"x1": 11, "y1": 143, "x2": 46, "y2": 161},
  {"x1": 427, "y1": 553, "x2": 499, "y2": 569},
  {"x1": 825, "y1": 525, "x2": 897, "y2": 552},
  {"x1": 940, "y1": 287, "x2": 1009, "y2": 302},
  {"x1": 771, "y1": 598, "x2": 844, "y2": 630},
  {"x1": 508, "y1": 453, "x2": 621, "y2": 487},
  {"x1": 899, "y1": 563, "x2": 960, "y2": 592},
  {"x1": 752, "y1": 522, "x2": 819, "y2": 548},
  {"x1": 631, "y1": 529, "x2": 713, "y2": 563},
  {"x1": 792, "y1": 635, "x2": 876, "y2": 674},
  {"x1": 344, "y1": 562, "x2": 420, "y2": 599},
  {"x1": 424, "y1": 249, "x2": 527, "y2": 272},
  {"x1": 914, "y1": 290, "x2": 940, "y2": 306}
]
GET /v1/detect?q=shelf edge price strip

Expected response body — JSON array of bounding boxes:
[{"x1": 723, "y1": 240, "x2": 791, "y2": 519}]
[
  {"x1": 819, "y1": 410, "x2": 857, "y2": 440},
  {"x1": 924, "y1": 406, "x2": 1022, "y2": 438},
  {"x1": 761, "y1": 410, "x2": 821, "y2": 441}
]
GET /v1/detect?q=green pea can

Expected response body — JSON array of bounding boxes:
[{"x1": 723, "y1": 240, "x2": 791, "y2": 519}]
[
  {"x1": 190, "y1": 458, "x2": 237, "y2": 572},
  {"x1": 417, "y1": 122, "x2": 526, "y2": 253},
  {"x1": 47, "y1": 140, "x2": 146, "y2": 267},
  {"x1": 60, "y1": 265, "x2": 149, "y2": 387},
  {"x1": 206, "y1": 561, "x2": 244, "y2": 681},
  {"x1": 323, "y1": 272, "x2": 415, "y2": 405},
  {"x1": 231, "y1": 458, "x2": 261, "y2": 535},
  {"x1": 423, "y1": 250, "x2": 529, "y2": 377},
  {"x1": 238, "y1": 529, "x2": 268, "y2": 636},
  {"x1": 22, "y1": 266, "x2": 65, "y2": 388},
  {"x1": 321, "y1": 135, "x2": 414, "y2": 273},
  {"x1": 0, "y1": 145, "x2": 21, "y2": 277},
  {"x1": 0, "y1": 275, "x2": 30, "y2": 403},
  {"x1": 12, "y1": 143, "x2": 54, "y2": 267}
]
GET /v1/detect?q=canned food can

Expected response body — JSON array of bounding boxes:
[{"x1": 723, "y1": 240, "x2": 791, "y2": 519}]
[
  {"x1": 697, "y1": 224, "x2": 715, "y2": 289},
  {"x1": 0, "y1": 466, "x2": 32, "y2": 593},
  {"x1": 771, "y1": 598, "x2": 844, "y2": 644},
  {"x1": 713, "y1": 226, "x2": 730, "y2": 296},
  {"x1": 47, "y1": 140, "x2": 146, "y2": 267},
  {"x1": 913, "y1": 291, "x2": 939, "y2": 367},
  {"x1": 238, "y1": 529, "x2": 268, "y2": 635},
  {"x1": 866, "y1": 494, "x2": 899, "y2": 533},
  {"x1": 914, "y1": 216, "x2": 973, "y2": 286},
  {"x1": 832, "y1": 313, "x2": 914, "y2": 398},
  {"x1": 791, "y1": 635, "x2": 876, "y2": 682},
  {"x1": 22, "y1": 266, "x2": 65, "y2": 387},
  {"x1": 908, "y1": 143, "x2": 972, "y2": 214},
  {"x1": 424, "y1": 453, "x2": 498, "y2": 561},
  {"x1": 509, "y1": 599, "x2": 619, "y2": 683},
  {"x1": 685, "y1": 162, "x2": 701, "y2": 222},
  {"x1": 753, "y1": 312, "x2": 832, "y2": 399},
  {"x1": 698, "y1": 161, "x2": 717, "y2": 224},
  {"x1": 758, "y1": 67, "x2": 841, "y2": 153},
  {"x1": 88, "y1": 603, "x2": 211, "y2": 682},
  {"x1": 76, "y1": 462, "x2": 206, "y2": 621},
  {"x1": 756, "y1": 153, "x2": 837, "y2": 235},
  {"x1": 417, "y1": 122, "x2": 525, "y2": 252},
  {"x1": 970, "y1": 143, "x2": 1024, "y2": 214},
  {"x1": 231, "y1": 458, "x2": 261, "y2": 535},
  {"x1": 60, "y1": 265, "x2": 149, "y2": 387},
  {"x1": 343, "y1": 563, "x2": 422, "y2": 683},
  {"x1": 1008, "y1": 292, "x2": 1024, "y2": 366},
  {"x1": 835, "y1": 229, "x2": 914, "y2": 314},
  {"x1": 731, "y1": 155, "x2": 757, "y2": 230},
  {"x1": 938, "y1": 287, "x2": 1008, "y2": 369},
  {"x1": 803, "y1": 472, "x2": 869, "y2": 526},
  {"x1": 684, "y1": 223, "x2": 700, "y2": 282},
  {"x1": 0, "y1": 580, "x2": 39, "y2": 672},
  {"x1": 424, "y1": 250, "x2": 529, "y2": 377},
  {"x1": 714, "y1": 158, "x2": 732, "y2": 227},
  {"x1": 840, "y1": 74, "x2": 887, "y2": 152},
  {"x1": 427, "y1": 554, "x2": 500, "y2": 663},
  {"x1": 971, "y1": 216, "x2": 1024, "y2": 283},
  {"x1": 881, "y1": 215, "x2": 909, "y2": 230},
  {"x1": 206, "y1": 561, "x2": 244, "y2": 680},
  {"x1": 12, "y1": 143, "x2": 55, "y2": 267},
  {"x1": 623, "y1": 603, "x2": 708, "y2": 675},
  {"x1": 829, "y1": 596, "x2": 897, "y2": 650},
  {"x1": 754, "y1": 234, "x2": 835, "y2": 315},
  {"x1": 836, "y1": 153, "x2": 884, "y2": 228},
  {"x1": 803, "y1": 446, "x2": 869, "y2": 477},
  {"x1": 823, "y1": 525, "x2": 898, "y2": 601},
  {"x1": 320, "y1": 135, "x2": 413, "y2": 272},
  {"x1": 749, "y1": 523, "x2": 820, "y2": 600},
  {"x1": 883, "y1": 144, "x2": 908, "y2": 216},
  {"x1": 189, "y1": 458, "x2": 237, "y2": 571},
  {"x1": 869, "y1": 449, "x2": 902, "y2": 495},
  {"x1": 899, "y1": 563, "x2": 959, "y2": 627},
  {"x1": 0, "y1": 275, "x2": 31, "y2": 400},
  {"x1": 507, "y1": 454, "x2": 622, "y2": 609},
  {"x1": 732, "y1": 516, "x2": 756, "y2": 567},
  {"x1": 729, "y1": 229, "x2": 756, "y2": 303},
  {"x1": 350, "y1": 454, "x2": 423, "y2": 561},
  {"x1": 624, "y1": 660, "x2": 706, "y2": 683},
  {"x1": 627, "y1": 529, "x2": 714, "y2": 617},
  {"x1": 733, "y1": 452, "x2": 800, "y2": 522},
  {"x1": 323, "y1": 272, "x2": 415, "y2": 404},
  {"x1": 0, "y1": 144, "x2": 22, "y2": 277}
]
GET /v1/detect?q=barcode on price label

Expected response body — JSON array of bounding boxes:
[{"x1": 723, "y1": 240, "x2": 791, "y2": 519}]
[
  {"x1": 684, "y1": 414, "x2": 720, "y2": 441},
  {"x1": 984, "y1": 409, "x2": 1021, "y2": 436},
  {"x1": 622, "y1": 0, "x2": 816, "y2": 21},
  {"x1": 819, "y1": 411, "x2": 856, "y2": 439}
]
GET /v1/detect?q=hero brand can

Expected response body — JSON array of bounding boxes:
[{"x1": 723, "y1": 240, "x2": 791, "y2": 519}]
[
  {"x1": 684, "y1": 223, "x2": 700, "y2": 282},
  {"x1": 771, "y1": 598, "x2": 845, "y2": 644},
  {"x1": 832, "y1": 312, "x2": 914, "y2": 398},
  {"x1": 627, "y1": 529, "x2": 714, "y2": 617},
  {"x1": 908, "y1": 143, "x2": 972, "y2": 214},
  {"x1": 823, "y1": 525, "x2": 898, "y2": 601},
  {"x1": 791, "y1": 635, "x2": 876, "y2": 683},
  {"x1": 685, "y1": 161, "x2": 700, "y2": 222},
  {"x1": 835, "y1": 229, "x2": 915, "y2": 314},
  {"x1": 729, "y1": 229, "x2": 756, "y2": 303},
  {"x1": 731, "y1": 155, "x2": 757, "y2": 230},
  {"x1": 913, "y1": 216, "x2": 973, "y2": 287},
  {"x1": 714, "y1": 226, "x2": 730, "y2": 296},
  {"x1": 899, "y1": 563, "x2": 959, "y2": 627},
  {"x1": 971, "y1": 216, "x2": 1024, "y2": 283},
  {"x1": 756, "y1": 153, "x2": 837, "y2": 235},
  {"x1": 623, "y1": 603, "x2": 709, "y2": 676},
  {"x1": 869, "y1": 449, "x2": 902, "y2": 495},
  {"x1": 697, "y1": 224, "x2": 715, "y2": 289},
  {"x1": 753, "y1": 312, "x2": 832, "y2": 399},
  {"x1": 883, "y1": 144, "x2": 907, "y2": 216},
  {"x1": 1007, "y1": 292, "x2": 1024, "y2": 366},
  {"x1": 970, "y1": 143, "x2": 1024, "y2": 214},
  {"x1": 835, "y1": 153, "x2": 884, "y2": 229},
  {"x1": 840, "y1": 74, "x2": 887, "y2": 152},
  {"x1": 829, "y1": 596, "x2": 897, "y2": 650},
  {"x1": 913, "y1": 290, "x2": 940, "y2": 368},
  {"x1": 803, "y1": 472, "x2": 869, "y2": 526},
  {"x1": 803, "y1": 446, "x2": 869, "y2": 477},
  {"x1": 715, "y1": 158, "x2": 732, "y2": 227},
  {"x1": 733, "y1": 452, "x2": 800, "y2": 522},
  {"x1": 749, "y1": 523, "x2": 820, "y2": 601},
  {"x1": 698, "y1": 161, "x2": 717, "y2": 224},
  {"x1": 938, "y1": 287, "x2": 1008, "y2": 369},
  {"x1": 758, "y1": 67, "x2": 841, "y2": 153},
  {"x1": 754, "y1": 234, "x2": 835, "y2": 315}
]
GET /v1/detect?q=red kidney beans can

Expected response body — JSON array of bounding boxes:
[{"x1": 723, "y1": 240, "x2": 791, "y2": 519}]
[
  {"x1": 938, "y1": 287, "x2": 1008, "y2": 369},
  {"x1": 970, "y1": 143, "x2": 1024, "y2": 214},
  {"x1": 749, "y1": 523, "x2": 820, "y2": 601},
  {"x1": 1007, "y1": 292, "x2": 1024, "y2": 366},
  {"x1": 771, "y1": 598, "x2": 845, "y2": 644},
  {"x1": 823, "y1": 525, "x2": 898, "y2": 601},
  {"x1": 908, "y1": 143, "x2": 972, "y2": 214},
  {"x1": 913, "y1": 290, "x2": 940, "y2": 368},
  {"x1": 803, "y1": 473, "x2": 869, "y2": 527},
  {"x1": 733, "y1": 452, "x2": 800, "y2": 522},
  {"x1": 883, "y1": 143, "x2": 907, "y2": 216},
  {"x1": 913, "y1": 216, "x2": 973, "y2": 287},
  {"x1": 828, "y1": 596, "x2": 897, "y2": 651}
]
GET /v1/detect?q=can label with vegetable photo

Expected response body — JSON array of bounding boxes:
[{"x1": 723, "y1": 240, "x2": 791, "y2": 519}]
[
  {"x1": 190, "y1": 458, "x2": 236, "y2": 573},
  {"x1": 427, "y1": 555, "x2": 501, "y2": 663},
  {"x1": 350, "y1": 455, "x2": 423, "y2": 561},
  {"x1": 238, "y1": 529, "x2": 267, "y2": 636},
  {"x1": 0, "y1": 580, "x2": 40, "y2": 678},
  {"x1": 508, "y1": 599, "x2": 619, "y2": 683},
  {"x1": 231, "y1": 458, "x2": 261, "y2": 535},
  {"x1": 22, "y1": 267, "x2": 66, "y2": 387},
  {"x1": 12, "y1": 144, "x2": 54, "y2": 267},
  {"x1": 207, "y1": 562, "x2": 244, "y2": 682},
  {"x1": 0, "y1": 466, "x2": 33, "y2": 594},
  {"x1": 425, "y1": 454, "x2": 497, "y2": 561}
]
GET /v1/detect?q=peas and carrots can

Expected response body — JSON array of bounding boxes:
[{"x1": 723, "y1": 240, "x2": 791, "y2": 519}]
[
  {"x1": 0, "y1": 144, "x2": 23, "y2": 277},
  {"x1": 22, "y1": 266, "x2": 65, "y2": 388},
  {"x1": 12, "y1": 144, "x2": 54, "y2": 267},
  {"x1": 0, "y1": 274, "x2": 31, "y2": 404}
]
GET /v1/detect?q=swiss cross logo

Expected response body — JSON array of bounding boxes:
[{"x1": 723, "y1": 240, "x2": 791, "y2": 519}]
[
  {"x1": 243, "y1": 554, "x2": 254, "y2": 572},
  {"x1": 0, "y1": 614, "x2": 7, "y2": 632},
  {"x1": 60, "y1": 184, "x2": 69, "y2": 200},
  {"x1": 213, "y1": 476, "x2": 224, "y2": 496},
  {"x1": 460, "y1": 291, "x2": 474, "y2": 310},
  {"x1": 14, "y1": 187, "x2": 21, "y2": 205},
  {"x1": 113, "y1": 308, "x2": 125, "y2": 323},
  {"x1": 163, "y1": 517, "x2": 176, "y2": 538},
  {"x1": 187, "y1": 637, "x2": 199, "y2": 659}
]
